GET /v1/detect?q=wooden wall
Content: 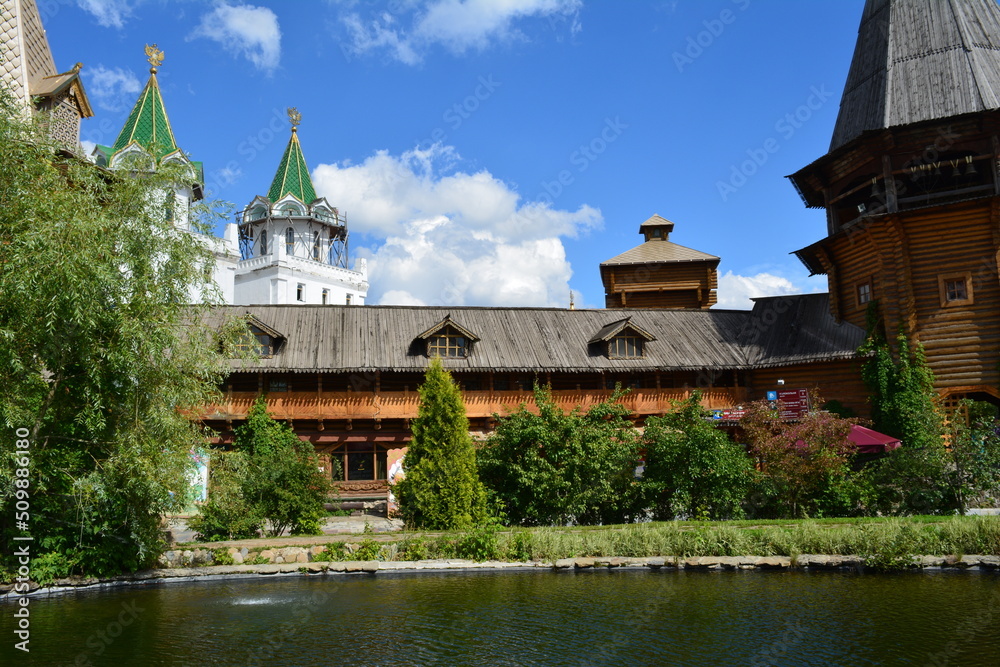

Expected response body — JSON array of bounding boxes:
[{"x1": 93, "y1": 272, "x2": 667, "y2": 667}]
[
  {"x1": 601, "y1": 260, "x2": 718, "y2": 309},
  {"x1": 748, "y1": 359, "x2": 870, "y2": 417}
]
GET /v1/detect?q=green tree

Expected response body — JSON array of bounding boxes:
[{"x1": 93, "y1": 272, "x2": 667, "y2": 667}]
[
  {"x1": 477, "y1": 383, "x2": 642, "y2": 526},
  {"x1": 642, "y1": 394, "x2": 752, "y2": 521},
  {"x1": 942, "y1": 401, "x2": 1000, "y2": 515},
  {"x1": 0, "y1": 92, "x2": 230, "y2": 577},
  {"x1": 191, "y1": 397, "x2": 334, "y2": 539},
  {"x1": 395, "y1": 359, "x2": 487, "y2": 530}
]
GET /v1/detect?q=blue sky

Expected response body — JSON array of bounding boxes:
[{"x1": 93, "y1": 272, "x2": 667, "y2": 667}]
[{"x1": 43, "y1": 0, "x2": 867, "y2": 309}]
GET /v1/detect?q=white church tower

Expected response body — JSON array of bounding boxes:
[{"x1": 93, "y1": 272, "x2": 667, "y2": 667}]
[
  {"x1": 92, "y1": 45, "x2": 239, "y2": 304},
  {"x1": 231, "y1": 109, "x2": 368, "y2": 306}
]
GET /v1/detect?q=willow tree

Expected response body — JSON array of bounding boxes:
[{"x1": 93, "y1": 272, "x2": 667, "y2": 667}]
[
  {"x1": 0, "y1": 93, "x2": 230, "y2": 578},
  {"x1": 395, "y1": 359, "x2": 486, "y2": 530}
]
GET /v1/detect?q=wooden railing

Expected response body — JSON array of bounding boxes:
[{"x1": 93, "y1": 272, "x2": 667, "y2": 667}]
[{"x1": 198, "y1": 387, "x2": 748, "y2": 422}]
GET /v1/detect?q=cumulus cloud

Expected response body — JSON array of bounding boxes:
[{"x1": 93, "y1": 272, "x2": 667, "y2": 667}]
[
  {"x1": 313, "y1": 143, "x2": 600, "y2": 306},
  {"x1": 340, "y1": 0, "x2": 582, "y2": 65},
  {"x1": 76, "y1": 0, "x2": 136, "y2": 28},
  {"x1": 84, "y1": 65, "x2": 141, "y2": 112},
  {"x1": 189, "y1": 2, "x2": 282, "y2": 73},
  {"x1": 716, "y1": 270, "x2": 826, "y2": 310}
]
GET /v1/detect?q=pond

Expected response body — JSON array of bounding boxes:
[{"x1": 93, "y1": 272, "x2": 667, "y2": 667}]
[{"x1": 3, "y1": 569, "x2": 999, "y2": 665}]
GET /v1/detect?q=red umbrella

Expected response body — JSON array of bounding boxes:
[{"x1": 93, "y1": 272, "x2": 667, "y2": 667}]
[{"x1": 848, "y1": 424, "x2": 901, "y2": 454}]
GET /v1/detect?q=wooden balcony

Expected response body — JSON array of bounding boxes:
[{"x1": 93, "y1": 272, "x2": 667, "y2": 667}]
[{"x1": 198, "y1": 387, "x2": 749, "y2": 422}]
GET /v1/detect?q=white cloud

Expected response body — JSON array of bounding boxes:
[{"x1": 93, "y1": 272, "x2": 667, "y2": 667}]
[
  {"x1": 715, "y1": 271, "x2": 826, "y2": 310},
  {"x1": 340, "y1": 0, "x2": 581, "y2": 65},
  {"x1": 76, "y1": 0, "x2": 136, "y2": 28},
  {"x1": 190, "y1": 2, "x2": 282, "y2": 74},
  {"x1": 313, "y1": 143, "x2": 600, "y2": 306},
  {"x1": 84, "y1": 65, "x2": 141, "y2": 112}
]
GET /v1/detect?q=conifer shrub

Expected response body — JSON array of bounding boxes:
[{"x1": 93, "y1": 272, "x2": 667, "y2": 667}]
[{"x1": 395, "y1": 359, "x2": 487, "y2": 530}]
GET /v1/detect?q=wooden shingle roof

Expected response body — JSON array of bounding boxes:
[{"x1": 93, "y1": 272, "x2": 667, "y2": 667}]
[
  {"x1": 830, "y1": 0, "x2": 1000, "y2": 151},
  {"x1": 601, "y1": 240, "x2": 719, "y2": 266},
  {"x1": 208, "y1": 295, "x2": 863, "y2": 374}
]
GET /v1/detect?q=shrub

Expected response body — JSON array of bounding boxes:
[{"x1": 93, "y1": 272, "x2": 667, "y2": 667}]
[
  {"x1": 642, "y1": 394, "x2": 752, "y2": 520},
  {"x1": 456, "y1": 525, "x2": 501, "y2": 561},
  {"x1": 478, "y1": 383, "x2": 642, "y2": 526},
  {"x1": 395, "y1": 359, "x2": 487, "y2": 530}
]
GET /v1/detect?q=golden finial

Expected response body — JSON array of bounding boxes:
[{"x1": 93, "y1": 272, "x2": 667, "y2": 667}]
[
  {"x1": 287, "y1": 107, "x2": 302, "y2": 132},
  {"x1": 145, "y1": 44, "x2": 164, "y2": 73}
]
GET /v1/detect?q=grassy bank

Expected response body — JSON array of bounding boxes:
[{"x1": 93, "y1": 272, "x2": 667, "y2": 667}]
[{"x1": 294, "y1": 516, "x2": 1000, "y2": 565}]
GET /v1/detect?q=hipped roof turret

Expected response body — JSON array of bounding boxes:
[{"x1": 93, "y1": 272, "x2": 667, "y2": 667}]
[
  {"x1": 110, "y1": 44, "x2": 179, "y2": 160},
  {"x1": 268, "y1": 109, "x2": 317, "y2": 204}
]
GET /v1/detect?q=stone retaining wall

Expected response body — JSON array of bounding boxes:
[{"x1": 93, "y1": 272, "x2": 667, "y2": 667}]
[{"x1": 3, "y1": 553, "x2": 999, "y2": 598}]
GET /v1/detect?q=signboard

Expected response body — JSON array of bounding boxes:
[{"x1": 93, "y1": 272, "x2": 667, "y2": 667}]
[
  {"x1": 710, "y1": 408, "x2": 747, "y2": 421},
  {"x1": 777, "y1": 388, "x2": 810, "y2": 420}
]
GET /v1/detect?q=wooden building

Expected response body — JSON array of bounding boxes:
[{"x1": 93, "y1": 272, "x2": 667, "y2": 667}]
[
  {"x1": 791, "y1": 0, "x2": 1000, "y2": 406},
  {"x1": 200, "y1": 295, "x2": 867, "y2": 496},
  {"x1": 600, "y1": 214, "x2": 719, "y2": 309}
]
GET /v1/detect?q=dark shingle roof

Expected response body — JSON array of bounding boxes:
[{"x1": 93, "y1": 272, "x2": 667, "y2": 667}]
[
  {"x1": 830, "y1": 0, "x2": 1000, "y2": 151},
  {"x1": 208, "y1": 296, "x2": 863, "y2": 374},
  {"x1": 601, "y1": 240, "x2": 719, "y2": 266}
]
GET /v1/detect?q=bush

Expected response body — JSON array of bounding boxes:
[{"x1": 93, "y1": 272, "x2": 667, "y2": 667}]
[
  {"x1": 478, "y1": 383, "x2": 642, "y2": 526},
  {"x1": 455, "y1": 525, "x2": 501, "y2": 561},
  {"x1": 642, "y1": 394, "x2": 753, "y2": 520},
  {"x1": 191, "y1": 398, "x2": 333, "y2": 540}
]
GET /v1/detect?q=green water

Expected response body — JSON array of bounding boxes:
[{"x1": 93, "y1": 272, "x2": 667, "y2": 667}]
[{"x1": 3, "y1": 569, "x2": 999, "y2": 666}]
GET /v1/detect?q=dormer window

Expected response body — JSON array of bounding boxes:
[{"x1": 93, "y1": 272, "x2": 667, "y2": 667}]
[
  {"x1": 428, "y1": 327, "x2": 469, "y2": 358},
  {"x1": 589, "y1": 317, "x2": 655, "y2": 359},
  {"x1": 608, "y1": 333, "x2": 644, "y2": 358},
  {"x1": 416, "y1": 316, "x2": 480, "y2": 359},
  {"x1": 239, "y1": 324, "x2": 276, "y2": 357}
]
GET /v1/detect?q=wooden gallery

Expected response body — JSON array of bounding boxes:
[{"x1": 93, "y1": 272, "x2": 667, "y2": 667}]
[{"x1": 200, "y1": 0, "x2": 1000, "y2": 500}]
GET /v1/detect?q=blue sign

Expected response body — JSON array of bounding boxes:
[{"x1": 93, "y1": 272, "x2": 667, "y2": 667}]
[{"x1": 766, "y1": 391, "x2": 778, "y2": 401}]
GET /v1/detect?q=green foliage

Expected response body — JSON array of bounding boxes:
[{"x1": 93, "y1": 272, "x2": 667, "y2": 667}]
[
  {"x1": 741, "y1": 400, "x2": 868, "y2": 518},
  {"x1": 942, "y1": 401, "x2": 1000, "y2": 515},
  {"x1": 455, "y1": 524, "x2": 502, "y2": 561},
  {"x1": 311, "y1": 542, "x2": 350, "y2": 562},
  {"x1": 860, "y1": 318, "x2": 943, "y2": 452},
  {"x1": 395, "y1": 359, "x2": 487, "y2": 530},
  {"x1": 0, "y1": 90, "x2": 235, "y2": 577},
  {"x1": 859, "y1": 318, "x2": 952, "y2": 514},
  {"x1": 477, "y1": 383, "x2": 642, "y2": 526},
  {"x1": 353, "y1": 538, "x2": 383, "y2": 561},
  {"x1": 190, "y1": 398, "x2": 333, "y2": 540},
  {"x1": 642, "y1": 394, "x2": 753, "y2": 520},
  {"x1": 211, "y1": 549, "x2": 235, "y2": 566},
  {"x1": 398, "y1": 538, "x2": 430, "y2": 561}
]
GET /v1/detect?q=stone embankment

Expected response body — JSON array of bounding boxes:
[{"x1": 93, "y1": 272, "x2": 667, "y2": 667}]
[{"x1": 4, "y1": 553, "x2": 1000, "y2": 598}]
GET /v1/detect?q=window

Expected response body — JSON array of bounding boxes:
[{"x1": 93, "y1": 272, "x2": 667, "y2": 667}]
[
  {"x1": 857, "y1": 281, "x2": 872, "y2": 307},
  {"x1": 296, "y1": 283, "x2": 305, "y2": 302},
  {"x1": 312, "y1": 231, "x2": 321, "y2": 261},
  {"x1": 237, "y1": 324, "x2": 275, "y2": 357},
  {"x1": 285, "y1": 227, "x2": 295, "y2": 256},
  {"x1": 608, "y1": 334, "x2": 643, "y2": 358},
  {"x1": 259, "y1": 230, "x2": 268, "y2": 256},
  {"x1": 249, "y1": 205, "x2": 267, "y2": 221},
  {"x1": 322, "y1": 288, "x2": 329, "y2": 305},
  {"x1": 331, "y1": 442, "x2": 389, "y2": 481},
  {"x1": 268, "y1": 378, "x2": 287, "y2": 392},
  {"x1": 938, "y1": 272, "x2": 974, "y2": 307},
  {"x1": 346, "y1": 294, "x2": 352, "y2": 306},
  {"x1": 427, "y1": 327, "x2": 469, "y2": 358},
  {"x1": 945, "y1": 279, "x2": 967, "y2": 302}
]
